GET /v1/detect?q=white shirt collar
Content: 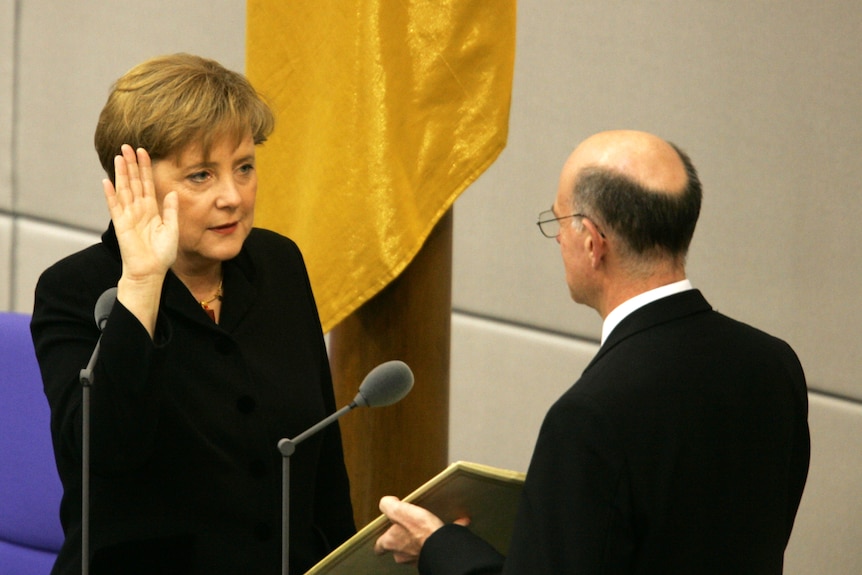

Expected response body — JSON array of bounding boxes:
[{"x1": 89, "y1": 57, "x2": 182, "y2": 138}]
[{"x1": 601, "y1": 279, "x2": 693, "y2": 345}]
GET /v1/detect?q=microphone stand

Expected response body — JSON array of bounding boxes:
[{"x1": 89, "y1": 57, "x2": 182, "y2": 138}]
[
  {"x1": 276, "y1": 360, "x2": 413, "y2": 575},
  {"x1": 78, "y1": 336, "x2": 103, "y2": 575},
  {"x1": 277, "y1": 404, "x2": 355, "y2": 575}
]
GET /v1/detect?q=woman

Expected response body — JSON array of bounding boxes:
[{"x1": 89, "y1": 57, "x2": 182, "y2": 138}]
[{"x1": 30, "y1": 54, "x2": 355, "y2": 574}]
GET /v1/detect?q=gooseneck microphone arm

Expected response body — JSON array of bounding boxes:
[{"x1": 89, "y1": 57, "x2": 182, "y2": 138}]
[
  {"x1": 78, "y1": 287, "x2": 117, "y2": 575},
  {"x1": 278, "y1": 403, "x2": 354, "y2": 455},
  {"x1": 278, "y1": 360, "x2": 414, "y2": 575}
]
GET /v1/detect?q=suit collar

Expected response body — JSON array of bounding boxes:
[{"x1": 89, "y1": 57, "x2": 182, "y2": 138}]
[
  {"x1": 101, "y1": 223, "x2": 122, "y2": 262},
  {"x1": 584, "y1": 289, "x2": 712, "y2": 372},
  {"x1": 601, "y1": 279, "x2": 693, "y2": 345}
]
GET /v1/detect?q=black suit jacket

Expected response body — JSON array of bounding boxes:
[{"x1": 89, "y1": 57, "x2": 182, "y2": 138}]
[
  {"x1": 420, "y1": 290, "x2": 810, "y2": 575},
  {"x1": 31, "y1": 226, "x2": 355, "y2": 575}
]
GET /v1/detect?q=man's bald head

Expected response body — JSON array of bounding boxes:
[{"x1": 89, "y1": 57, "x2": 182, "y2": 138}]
[
  {"x1": 557, "y1": 130, "x2": 701, "y2": 265},
  {"x1": 563, "y1": 130, "x2": 690, "y2": 195}
]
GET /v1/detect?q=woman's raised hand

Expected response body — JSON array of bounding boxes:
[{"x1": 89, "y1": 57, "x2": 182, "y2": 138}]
[
  {"x1": 102, "y1": 145, "x2": 178, "y2": 336},
  {"x1": 103, "y1": 145, "x2": 178, "y2": 278}
]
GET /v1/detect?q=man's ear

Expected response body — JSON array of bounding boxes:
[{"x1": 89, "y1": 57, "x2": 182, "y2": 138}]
[{"x1": 583, "y1": 219, "x2": 607, "y2": 269}]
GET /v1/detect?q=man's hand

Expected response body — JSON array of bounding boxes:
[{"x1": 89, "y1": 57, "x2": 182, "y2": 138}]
[{"x1": 374, "y1": 496, "x2": 469, "y2": 565}]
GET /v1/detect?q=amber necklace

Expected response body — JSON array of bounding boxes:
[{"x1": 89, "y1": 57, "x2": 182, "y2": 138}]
[{"x1": 200, "y1": 280, "x2": 223, "y2": 322}]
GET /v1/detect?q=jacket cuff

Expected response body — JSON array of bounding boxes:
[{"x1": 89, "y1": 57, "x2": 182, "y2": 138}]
[{"x1": 418, "y1": 524, "x2": 504, "y2": 575}]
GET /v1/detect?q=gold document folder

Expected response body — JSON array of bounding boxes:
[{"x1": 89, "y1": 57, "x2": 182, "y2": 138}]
[{"x1": 306, "y1": 461, "x2": 526, "y2": 574}]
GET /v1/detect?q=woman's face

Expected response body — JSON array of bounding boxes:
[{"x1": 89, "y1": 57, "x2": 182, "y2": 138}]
[{"x1": 152, "y1": 132, "x2": 257, "y2": 275}]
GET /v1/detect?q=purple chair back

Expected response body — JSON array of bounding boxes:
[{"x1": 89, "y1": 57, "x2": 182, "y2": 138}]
[{"x1": 0, "y1": 312, "x2": 64, "y2": 573}]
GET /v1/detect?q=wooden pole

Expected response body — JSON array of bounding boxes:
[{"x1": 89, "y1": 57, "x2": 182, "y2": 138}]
[{"x1": 329, "y1": 209, "x2": 452, "y2": 528}]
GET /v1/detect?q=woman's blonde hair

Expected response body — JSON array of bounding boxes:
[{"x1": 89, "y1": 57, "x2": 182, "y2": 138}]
[{"x1": 94, "y1": 53, "x2": 275, "y2": 182}]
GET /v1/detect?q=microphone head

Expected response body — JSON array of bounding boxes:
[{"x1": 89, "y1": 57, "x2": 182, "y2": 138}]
[
  {"x1": 94, "y1": 287, "x2": 118, "y2": 331},
  {"x1": 353, "y1": 360, "x2": 414, "y2": 408}
]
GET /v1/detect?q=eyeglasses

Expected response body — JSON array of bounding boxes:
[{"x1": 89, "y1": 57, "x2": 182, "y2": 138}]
[{"x1": 536, "y1": 209, "x2": 605, "y2": 239}]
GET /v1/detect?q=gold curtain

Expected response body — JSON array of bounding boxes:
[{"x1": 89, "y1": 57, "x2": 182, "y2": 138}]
[{"x1": 246, "y1": 0, "x2": 516, "y2": 332}]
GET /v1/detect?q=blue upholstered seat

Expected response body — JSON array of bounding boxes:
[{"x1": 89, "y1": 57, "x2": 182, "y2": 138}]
[{"x1": 0, "y1": 312, "x2": 63, "y2": 574}]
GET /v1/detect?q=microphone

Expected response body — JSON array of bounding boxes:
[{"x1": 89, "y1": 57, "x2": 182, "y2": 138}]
[
  {"x1": 82, "y1": 287, "x2": 117, "y2": 384},
  {"x1": 278, "y1": 360, "x2": 414, "y2": 575},
  {"x1": 353, "y1": 360, "x2": 414, "y2": 408},
  {"x1": 287, "y1": 360, "x2": 414, "y2": 446},
  {"x1": 94, "y1": 287, "x2": 117, "y2": 331},
  {"x1": 79, "y1": 286, "x2": 117, "y2": 575}
]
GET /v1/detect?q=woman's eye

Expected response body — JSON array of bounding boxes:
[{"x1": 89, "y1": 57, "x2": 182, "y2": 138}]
[
  {"x1": 238, "y1": 163, "x2": 255, "y2": 175},
  {"x1": 188, "y1": 171, "x2": 211, "y2": 183}
]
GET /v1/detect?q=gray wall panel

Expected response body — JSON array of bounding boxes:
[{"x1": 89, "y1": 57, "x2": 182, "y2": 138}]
[
  {"x1": 14, "y1": 219, "x2": 99, "y2": 313},
  {"x1": 0, "y1": 0, "x2": 14, "y2": 211},
  {"x1": 0, "y1": 215, "x2": 11, "y2": 309},
  {"x1": 450, "y1": 313, "x2": 598, "y2": 472},
  {"x1": 785, "y1": 394, "x2": 862, "y2": 574},
  {"x1": 15, "y1": 0, "x2": 247, "y2": 230},
  {"x1": 453, "y1": 0, "x2": 862, "y2": 400}
]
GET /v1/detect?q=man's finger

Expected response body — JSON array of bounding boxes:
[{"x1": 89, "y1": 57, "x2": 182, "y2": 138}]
[{"x1": 379, "y1": 495, "x2": 401, "y2": 514}]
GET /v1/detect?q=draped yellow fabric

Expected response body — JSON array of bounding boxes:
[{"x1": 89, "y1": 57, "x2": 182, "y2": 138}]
[{"x1": 246, "y1": 1, "x2": 516, "y2": 333}]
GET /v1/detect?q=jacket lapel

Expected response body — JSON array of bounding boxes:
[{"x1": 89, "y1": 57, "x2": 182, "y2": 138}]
[{"x1": 218, "y1": 252, "x2": 258, "y2": 331}]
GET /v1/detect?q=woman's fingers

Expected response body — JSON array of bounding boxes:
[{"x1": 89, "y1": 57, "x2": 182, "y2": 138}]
[
  {"x1": 122, "y1": 144, "x2": 143, "y2": 200},
  {"x1": 112, "y1": 145, "x2": 156, "y2": 207},
  {"x1": 102, "y1": 177, "x2": 119, "y2": 220},
  {"x1": 160, "y1": 190, "x2": 180, "y2": 243},
  {"x1": 112, "y1": 151, "x2": 130, "y2": 206},
  {"x1": 135, "y1": 146, "x2": 155, "y2": 200}
]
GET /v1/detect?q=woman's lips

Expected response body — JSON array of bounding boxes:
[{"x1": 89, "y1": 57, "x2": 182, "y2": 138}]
[{"x1": 210, "y1": 222, "x2": 239, "y2": 234}]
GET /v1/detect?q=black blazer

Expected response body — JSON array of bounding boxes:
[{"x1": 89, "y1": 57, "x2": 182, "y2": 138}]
[
  {"x1": 31, "y1": 225, "x2": 355, "y2": 575},
  {"x1": 420, "y1": 290, "x2": 810, "y2": 575}
]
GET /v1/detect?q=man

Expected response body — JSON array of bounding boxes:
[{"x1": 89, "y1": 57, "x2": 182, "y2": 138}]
[{"x1": 374, "y1": 130, "x2": 810, "y2": 574}]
